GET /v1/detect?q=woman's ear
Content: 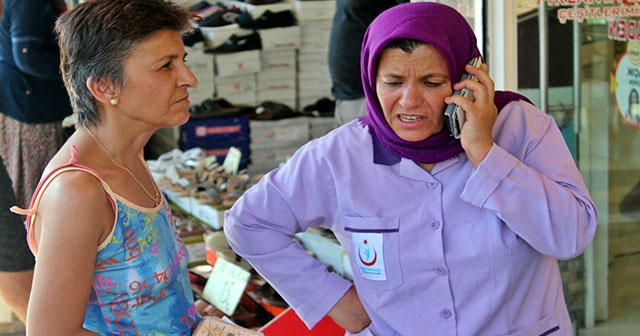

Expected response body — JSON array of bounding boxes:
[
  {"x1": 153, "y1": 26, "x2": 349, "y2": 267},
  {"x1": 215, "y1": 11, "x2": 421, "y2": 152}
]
[{"x1": 86, "y1": 77, "x2": 118, "y2": 106}]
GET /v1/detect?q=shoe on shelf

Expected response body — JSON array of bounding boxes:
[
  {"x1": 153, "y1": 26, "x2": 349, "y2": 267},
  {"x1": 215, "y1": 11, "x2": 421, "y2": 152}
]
[
  {"x1": 302, "y1": 97, "x2": 335, "y2": 117},
  {"x1": 182, "y1": 27, "x2": 205, "y2": 47},
  {"x1": 205, "y1": 31, "x2": 262, "y2": 54},
  {"x1": 249, "y1": 100, "x2": 299, "y2": 120},
  {"x1": 238, "y1": 9, "x2": 296, "y2": 30},
  {"x1": 199, "y1": 6, "x2": 245, "y2": 27}
]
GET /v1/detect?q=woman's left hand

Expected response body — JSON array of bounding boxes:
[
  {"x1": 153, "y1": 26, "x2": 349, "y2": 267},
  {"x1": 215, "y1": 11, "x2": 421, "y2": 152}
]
[{"x1": 444, "y1": 62, "x2": 498, "y2": 167}]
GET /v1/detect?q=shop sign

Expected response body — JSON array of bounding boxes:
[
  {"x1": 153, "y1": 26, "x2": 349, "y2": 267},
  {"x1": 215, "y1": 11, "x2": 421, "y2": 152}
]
[{"x1": 541, "y1": 0, "x2": 640, "y2": 28}]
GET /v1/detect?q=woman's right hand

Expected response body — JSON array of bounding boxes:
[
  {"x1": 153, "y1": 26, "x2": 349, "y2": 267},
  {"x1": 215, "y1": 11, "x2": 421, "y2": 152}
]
[{"x1": 327, "y1": 286, "x2": 371, "y2": 333}]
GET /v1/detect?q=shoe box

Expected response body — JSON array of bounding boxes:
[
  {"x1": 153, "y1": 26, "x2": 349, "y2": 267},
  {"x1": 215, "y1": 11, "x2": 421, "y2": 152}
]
[
  {"x1": 180, "y1": 115, "x2": 251, "y2": 171},
  {"x1": 248, "y1": 116, "x2": 310, "y2": 166},
  {"x1": 215, "y1": 73, "x2": 257, "y2": 106},
  {"x1": 257, "y1": 49, "x2": 297, "y2": 108},
  {"x1": 250, "y1": 116, "x2": 310, "y2": 142},
  {"x1": 309, "y1": 116, "x2": 337, "y2": 140},
  {"x1": 292, "y1": 0, "x2": 336, "y2": 22},
  {"x1": 186, "y1": 45, "x2": 216, "y2": 104},
  {"x1": 214, "y1": 49, "x2": 261, "y2": 77},
  {"x1": 259, "y1": 26, "x2": 301, "y2": 51}
]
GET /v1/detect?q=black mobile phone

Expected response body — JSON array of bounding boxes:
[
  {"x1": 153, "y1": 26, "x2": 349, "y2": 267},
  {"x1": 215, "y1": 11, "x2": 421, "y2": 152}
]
[{"x1": 444, "y1": 56, "x2": 483, "y2": 138}]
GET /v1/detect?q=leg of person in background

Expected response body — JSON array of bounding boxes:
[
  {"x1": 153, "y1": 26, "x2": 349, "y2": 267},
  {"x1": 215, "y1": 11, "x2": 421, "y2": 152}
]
[
  {"x1": 334, "y1": 97, "x2": 367, "y2": 126},
  {"x1": 0, "y1": 156, "x2": 34, "y2": 324}
]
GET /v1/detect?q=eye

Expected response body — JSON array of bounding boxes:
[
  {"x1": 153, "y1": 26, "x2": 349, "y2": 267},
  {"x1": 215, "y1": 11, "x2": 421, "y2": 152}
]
[
  {"x1": 383, "y1": 81, "x2": 401, "y2": 87},
  {"x1": 424, "y1": 81, "x2": 442, "y2": 88}
]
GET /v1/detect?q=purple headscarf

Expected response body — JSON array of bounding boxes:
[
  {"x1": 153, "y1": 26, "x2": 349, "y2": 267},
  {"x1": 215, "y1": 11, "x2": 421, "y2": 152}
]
[{"x1": 359, "y1": 2, "x2": 530, "y2": 164}]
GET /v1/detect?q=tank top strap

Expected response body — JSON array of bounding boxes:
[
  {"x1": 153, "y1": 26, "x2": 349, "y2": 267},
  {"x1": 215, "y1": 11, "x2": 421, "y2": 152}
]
[{"x1": 10, "y1": 146, "x2": 116, "y2": 255}]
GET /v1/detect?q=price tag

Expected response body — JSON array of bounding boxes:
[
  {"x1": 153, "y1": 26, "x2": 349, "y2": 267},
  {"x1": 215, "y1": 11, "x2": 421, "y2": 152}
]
[
  {"x1": 202, "y1": 257, "x2": 251, "y2": 316},
  {"x1": 222, "y1": 147, "x2": 242, "y2": 175}
]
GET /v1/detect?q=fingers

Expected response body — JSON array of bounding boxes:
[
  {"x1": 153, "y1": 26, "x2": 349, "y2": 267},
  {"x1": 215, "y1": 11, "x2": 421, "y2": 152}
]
[{"x1": 195, "y1": 299, "x2": 225, "y2": 318}]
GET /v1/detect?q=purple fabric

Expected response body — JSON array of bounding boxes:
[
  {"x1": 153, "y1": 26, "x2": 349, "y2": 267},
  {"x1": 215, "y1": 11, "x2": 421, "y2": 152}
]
[{"x1": 359, "y1": 2, "x2": 531, "y2": 164}]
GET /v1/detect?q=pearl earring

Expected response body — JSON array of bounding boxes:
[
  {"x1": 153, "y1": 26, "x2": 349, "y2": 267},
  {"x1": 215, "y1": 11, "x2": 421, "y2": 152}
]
[{"x1": 110, "y1": 98, "x2": 118, "y2": 105}]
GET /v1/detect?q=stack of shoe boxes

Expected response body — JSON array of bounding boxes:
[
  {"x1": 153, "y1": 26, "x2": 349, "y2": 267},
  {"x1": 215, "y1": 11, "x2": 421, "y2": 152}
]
[
  {"x1": 293, "y1": 0, "x2": 335, "y2": 109},
  {"x1": 248, "y1": 117, "x2": 310, "y2": 175},
  {"x1": 257, "y1": 49, "x2": 298, "y2": 110},
  {"x1": 186, "y1": 45, "x2": 216, "y2": 107}
]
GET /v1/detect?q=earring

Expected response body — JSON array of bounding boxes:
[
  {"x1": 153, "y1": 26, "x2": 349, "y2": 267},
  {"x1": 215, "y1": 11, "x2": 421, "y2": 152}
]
[{"x1": 110, "y1": 98, "x2": 118, "y2": 105}]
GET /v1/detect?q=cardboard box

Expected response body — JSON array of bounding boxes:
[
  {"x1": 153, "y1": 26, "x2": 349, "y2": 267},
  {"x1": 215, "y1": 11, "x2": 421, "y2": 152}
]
[
  {"x1": 259, "y1": 26, "x2": 301, "y2": 51},
  {"x1": 249, "y1": 138, "x2": 307, "y2": 173},
  {"x1": 309, "y1": 117, "x2": 336, "y2": 139},
  {"x1": 189, "y1": 80, "x2": 215, "y2": 107},
  {"x1": 256, "y1": 88, "x2": 297, "y2": 104},
  {"x1": 292, "y1": 0, "x2": 336, "y2": 21},
  {"x1": 215, "y1": 73, "x2": 257, "y2": 96},
  {"x1": 256, "y1": 68, "x2": 296, "y2": 90},
  {"x1": 250, "y1": 118, "x2": 309, "y2": 142},
  {"x1": 261, "y1": 49, "x2": 297, "y2": 69},
  {"x1": 181, "y1": 116, "x2": 250, "y2": 146},
  {"x1": 187, "y1": 45, "x2": 215, "y2": 82},
  {"x1": 215, "y1": 50, "x2": 261, "y2": 77},
  {"x1": 220, "y1": 90, "x2": 257, "y2": 107}
]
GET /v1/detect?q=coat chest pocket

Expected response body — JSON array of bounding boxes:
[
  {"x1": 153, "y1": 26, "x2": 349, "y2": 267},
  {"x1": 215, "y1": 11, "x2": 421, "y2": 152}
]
[{"x1": 342, "y1": 216, "x2": 403, "y2": 290}]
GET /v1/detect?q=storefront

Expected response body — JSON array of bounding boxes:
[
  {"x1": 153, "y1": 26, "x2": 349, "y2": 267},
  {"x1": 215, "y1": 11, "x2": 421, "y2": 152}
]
[{"x1": 486, "y1": 0, "x2": 640, "y2": 331}]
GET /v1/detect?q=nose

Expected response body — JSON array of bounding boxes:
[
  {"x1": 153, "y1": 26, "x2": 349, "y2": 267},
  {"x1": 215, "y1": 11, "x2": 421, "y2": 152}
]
[
  {"x1": 180, "y1": 63, "x2": 198, "y2": 88},
  {"x1": 399, "y1": 83, "x2": 422, "y2": 109}
]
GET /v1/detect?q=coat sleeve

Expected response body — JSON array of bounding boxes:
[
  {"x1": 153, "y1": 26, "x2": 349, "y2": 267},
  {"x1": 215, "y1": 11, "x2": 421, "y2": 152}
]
[
  {"x1": 223, "y1": 146, "x2": 353, "y2": 329},
  {"x1": 460, "y1": 101, "x2": 598, "y2": 260}
]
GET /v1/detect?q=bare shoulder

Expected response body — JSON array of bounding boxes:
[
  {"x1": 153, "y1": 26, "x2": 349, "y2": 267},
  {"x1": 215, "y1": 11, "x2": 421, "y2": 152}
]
[{"x1": 35, "y1": 168, "x2": 114, "y2": 249}]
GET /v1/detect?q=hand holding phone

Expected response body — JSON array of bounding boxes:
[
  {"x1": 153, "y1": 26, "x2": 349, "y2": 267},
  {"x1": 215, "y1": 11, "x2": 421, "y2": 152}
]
[{"x1": 444, "y1": 56, "x2": 483, "y2": 138}]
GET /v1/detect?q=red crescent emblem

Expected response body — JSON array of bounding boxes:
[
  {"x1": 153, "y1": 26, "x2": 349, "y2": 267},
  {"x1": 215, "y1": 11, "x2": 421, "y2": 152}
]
[{"x1": 359, "y1": 248, "x2": 377, "y2": 266}]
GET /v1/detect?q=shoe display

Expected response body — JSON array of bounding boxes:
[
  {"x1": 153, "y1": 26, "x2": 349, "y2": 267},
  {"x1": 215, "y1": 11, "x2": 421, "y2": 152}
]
[
  {"x1": 238, "y1": 9, "x2": 296, "y2": 30},
  {"x1": 205, "y1": 31, "x2": 262, "y2": 53},
  {"x1": 199, "y1": 7, "x2": 244, "y2": 27},
  {"x1": 182, "y1": 27, "x2": 204, "y2": 47}
]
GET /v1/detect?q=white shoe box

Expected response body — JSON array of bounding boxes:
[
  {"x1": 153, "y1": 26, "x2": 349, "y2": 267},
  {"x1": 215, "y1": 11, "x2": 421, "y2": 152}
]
[
  {"x1": 261, "y1": 49, "x2": 297, "y2": 69},
  {"x1": 215, "y1": 73, "x2": 256, "y2": 96},
  {"x1": 186, "y1": 45, "x2": 215, "y2": 82},
  {"x1": 309, "y1": 117, "x2": 336, "y2": 139},
  {"x1": 257, "y1": 67, "x2": 296, "y2": 90},
  {"x1": 293, "y1": 0, "x2": 336, "y2": 21},
  {"x1": 250, "y1": 117, "x2": 310, "y2": 142},
  {"x1": 257, "y1": 89, "x2": 297, "y2": 107},
  {"x1": 214, "y1": 49, "x2": 261, "y2": 77},
  {"x1": 220, "y1": 90, "x2": 257, "y2": 107},
  {"x1": 249, "y1": 138, "x2": 308, "y2": 172},
  {"x1": 188, "y1": 79, "x2": 215, "y2": 106},
  {"x1": 259, "y1": 26, "x2": 301, "y2": 51},
  {"x1": 299, "y1": 20, "x2": 332, "y2": 41}
]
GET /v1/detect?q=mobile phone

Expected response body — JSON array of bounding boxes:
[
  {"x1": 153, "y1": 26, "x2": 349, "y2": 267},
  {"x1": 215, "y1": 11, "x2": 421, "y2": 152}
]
[{"x1": 444, "y1": 56, "x2": 483, "y2": 138}]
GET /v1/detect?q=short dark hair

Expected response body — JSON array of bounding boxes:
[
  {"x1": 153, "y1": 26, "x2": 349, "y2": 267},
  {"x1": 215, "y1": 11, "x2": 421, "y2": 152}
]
[{"x1": 55, "y1": 0, "x2": 195, "y2": 125}]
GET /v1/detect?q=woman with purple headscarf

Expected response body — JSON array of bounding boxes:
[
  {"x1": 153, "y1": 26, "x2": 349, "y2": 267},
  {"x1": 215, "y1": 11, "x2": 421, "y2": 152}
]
[{"x1": 225, "y1": 2, "x2": 597, "y2": 335}]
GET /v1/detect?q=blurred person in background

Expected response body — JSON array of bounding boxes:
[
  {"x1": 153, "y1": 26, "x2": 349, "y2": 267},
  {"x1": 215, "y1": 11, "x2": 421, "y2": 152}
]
[
  {"x1": 0, "y1": 0, "x2": 72, "y2": 324},
  {"x1": 329, "y1": 0, "x2": 407, "y2": 125}
]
